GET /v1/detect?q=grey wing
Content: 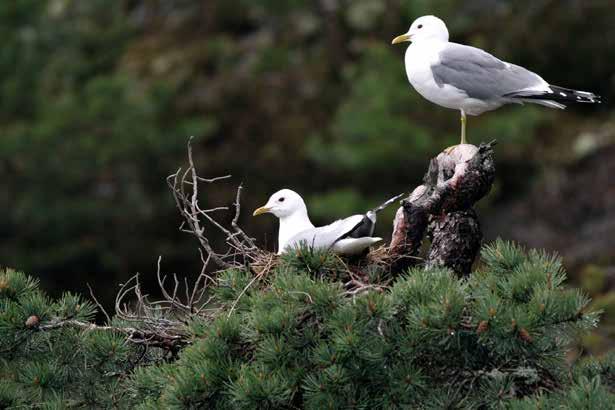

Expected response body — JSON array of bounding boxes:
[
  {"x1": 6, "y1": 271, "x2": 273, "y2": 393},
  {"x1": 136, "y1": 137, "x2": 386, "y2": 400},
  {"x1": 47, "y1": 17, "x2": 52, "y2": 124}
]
[
  {"x1": 431, "y1": 43, "x2": 545, "y2": 100},
  {"x1": 287, "y1": 215, "x2": 364, "y2": 251}
]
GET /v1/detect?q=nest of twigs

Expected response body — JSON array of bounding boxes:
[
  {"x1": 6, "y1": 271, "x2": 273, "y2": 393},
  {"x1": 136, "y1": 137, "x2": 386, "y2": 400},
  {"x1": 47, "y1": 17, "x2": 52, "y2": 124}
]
[
  {"x1": 238, "y1": 245, "x2": 410, "y2": 299},
  {"x1": 249, "y1": 249, "x2": 279, "y2": 277}
]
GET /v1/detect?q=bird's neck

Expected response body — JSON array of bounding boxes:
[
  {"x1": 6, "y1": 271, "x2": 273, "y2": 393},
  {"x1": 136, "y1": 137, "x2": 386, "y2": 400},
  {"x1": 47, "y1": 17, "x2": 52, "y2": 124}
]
[
  {"x1": 406, "y1": 39, "x2": 447, "y2": 56},
  {"x1": 405, "y1": 40, "x2": 446, "y2": 80},
  {"x1": 277, "y1": 209, "x2": 314, "y2": 254}
]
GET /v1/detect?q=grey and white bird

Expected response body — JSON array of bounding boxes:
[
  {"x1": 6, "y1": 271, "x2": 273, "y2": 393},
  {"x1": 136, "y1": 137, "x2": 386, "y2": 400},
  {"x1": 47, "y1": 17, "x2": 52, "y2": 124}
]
[
  {"x1": 392, "y1": 15, "x2": 601, "y2": 146},
  {"x1": 253, "y1": 189, "x2": 402, "y2": 255}
]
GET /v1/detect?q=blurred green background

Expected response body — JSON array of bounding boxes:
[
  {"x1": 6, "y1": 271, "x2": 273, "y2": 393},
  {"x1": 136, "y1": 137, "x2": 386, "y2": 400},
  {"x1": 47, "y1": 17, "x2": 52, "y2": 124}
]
[{"x1": 1, "y1": 0, "x2": 614, "y2": 352}]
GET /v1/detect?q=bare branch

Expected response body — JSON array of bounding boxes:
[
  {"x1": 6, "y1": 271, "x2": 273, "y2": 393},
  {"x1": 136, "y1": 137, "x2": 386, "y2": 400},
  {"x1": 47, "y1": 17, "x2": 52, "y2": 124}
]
[
  {"x1": 198, "y1": 175, "x2": 232, "y2": 183},
  {"x1": 87, "y1": 283, "x2": 111, "y2": 324},
  {"x1": 167, "y1": 138, "x2": 267, "y2": 272},
  {"x1": 166, "y1": 169, "x2": 231, "y2": 269},
  {"x1": 227, "y1": 271, "x2": 263, "y2": 318},
  {"x1": 231, "y1": 183, "x2": 257, "y2": 249}
]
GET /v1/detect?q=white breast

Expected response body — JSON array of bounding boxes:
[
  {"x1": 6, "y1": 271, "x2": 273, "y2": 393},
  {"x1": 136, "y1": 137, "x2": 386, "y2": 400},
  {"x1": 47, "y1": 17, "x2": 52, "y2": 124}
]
[{"x1": 404, "y1": 42, "x2": 467, "y2": 110}]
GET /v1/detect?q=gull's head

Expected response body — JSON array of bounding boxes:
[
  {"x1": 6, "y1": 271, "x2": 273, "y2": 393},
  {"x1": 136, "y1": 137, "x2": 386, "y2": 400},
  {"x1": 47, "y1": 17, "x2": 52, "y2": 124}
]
[
  {"x1": 392, "y1": 15, "x2": 449, "y2": 45},
  {"x1": 253, "y1": 189, "x2": 307, "y2": 219}
]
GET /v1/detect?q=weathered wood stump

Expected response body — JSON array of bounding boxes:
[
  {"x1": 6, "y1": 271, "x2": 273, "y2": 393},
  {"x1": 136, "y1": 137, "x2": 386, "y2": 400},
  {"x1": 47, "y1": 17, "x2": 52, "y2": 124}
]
[{"x1": 389, "y1": 142, "x2": 496, "y2": 276}]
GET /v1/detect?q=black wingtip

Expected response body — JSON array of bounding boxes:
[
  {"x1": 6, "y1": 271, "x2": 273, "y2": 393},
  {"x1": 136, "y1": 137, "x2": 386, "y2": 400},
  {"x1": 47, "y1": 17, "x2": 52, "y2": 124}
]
[
  {"x1": 372, "y1": 193, "x2": 405, "y2": 214},
  {"x1": 505, "y1": 86, "x2": 602, "y2": 105},
  {"x1": 547, "y1": 86, "x2": 601, "y2": 104}
]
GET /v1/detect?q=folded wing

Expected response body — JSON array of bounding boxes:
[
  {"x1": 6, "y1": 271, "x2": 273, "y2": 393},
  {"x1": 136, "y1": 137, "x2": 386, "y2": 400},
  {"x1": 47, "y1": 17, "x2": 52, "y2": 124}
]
[{"x1": 285, "y1": 215, "x2": 364, "y2": 252}]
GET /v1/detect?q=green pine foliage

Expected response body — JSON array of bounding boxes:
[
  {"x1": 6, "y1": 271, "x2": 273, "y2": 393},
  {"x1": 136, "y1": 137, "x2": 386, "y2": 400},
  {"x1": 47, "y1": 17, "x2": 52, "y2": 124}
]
[
  {"x1": 0, "y1": 268, "x2": 140, "y2": 408},
  {"x1": 1, "y1": 241, "x2": 614, "y2": 408}
]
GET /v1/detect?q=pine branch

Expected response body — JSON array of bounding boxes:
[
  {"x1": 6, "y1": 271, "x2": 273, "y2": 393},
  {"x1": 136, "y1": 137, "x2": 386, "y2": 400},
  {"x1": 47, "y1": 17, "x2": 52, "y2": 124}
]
[{"x1": 36, "y1": 319, "x2": 191, "y2": 351}]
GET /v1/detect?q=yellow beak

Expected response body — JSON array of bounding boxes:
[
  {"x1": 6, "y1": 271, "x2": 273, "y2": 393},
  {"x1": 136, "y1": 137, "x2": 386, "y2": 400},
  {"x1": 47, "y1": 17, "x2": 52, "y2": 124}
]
[
  {"x1": 391, "y1": 33, "x2": 412, "y2": 45},
  {"x1": 252, "y1": 206, "x2": 271, "y2": 216}
]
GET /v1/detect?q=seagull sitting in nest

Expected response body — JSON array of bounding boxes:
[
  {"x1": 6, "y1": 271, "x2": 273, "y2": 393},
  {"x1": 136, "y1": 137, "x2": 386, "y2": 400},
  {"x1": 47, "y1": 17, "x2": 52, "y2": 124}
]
[
  {"x1": 392, "y1": 15, "x2": 601, "y2": 146},
  {"x1": 253, "y1": 189, "x2": 402, "y2": 255}
]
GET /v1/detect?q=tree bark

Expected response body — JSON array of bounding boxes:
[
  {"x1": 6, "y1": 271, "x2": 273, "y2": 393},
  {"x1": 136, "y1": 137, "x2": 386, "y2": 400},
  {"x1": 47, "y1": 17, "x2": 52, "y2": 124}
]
[{"x1": 390, "y1": 142, "x2": 496, "y2": 276}]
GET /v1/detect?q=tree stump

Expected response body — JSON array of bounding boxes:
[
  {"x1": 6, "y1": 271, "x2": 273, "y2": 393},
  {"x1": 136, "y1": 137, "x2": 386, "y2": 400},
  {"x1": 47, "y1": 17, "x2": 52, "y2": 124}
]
[{"x1": 389, "y1": 142, "x2": 496, "y2": 276}]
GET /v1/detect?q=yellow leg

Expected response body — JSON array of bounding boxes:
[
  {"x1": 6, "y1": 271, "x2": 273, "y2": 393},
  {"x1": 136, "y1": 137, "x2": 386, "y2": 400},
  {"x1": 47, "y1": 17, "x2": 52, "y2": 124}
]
[
  {"x1": 460, "y1": 110, "x2": 467, "y2": 145},
  {"x1": 445, "y1": 110, "x2": 468, "y2": 154}
]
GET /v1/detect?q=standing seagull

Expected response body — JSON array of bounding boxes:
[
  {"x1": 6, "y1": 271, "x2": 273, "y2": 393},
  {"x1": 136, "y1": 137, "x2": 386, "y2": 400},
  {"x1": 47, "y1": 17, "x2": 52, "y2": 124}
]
[
  {"x1": 253, "y1": 189, "x2": 402, "y2": 255},
  {"x1": 392, "y1": 15, "x2": 601, "y2": 146}
]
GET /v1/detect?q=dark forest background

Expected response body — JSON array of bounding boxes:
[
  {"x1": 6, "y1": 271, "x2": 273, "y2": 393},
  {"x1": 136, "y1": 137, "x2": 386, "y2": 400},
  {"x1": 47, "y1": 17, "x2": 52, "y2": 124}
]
[{"x1": 1, "y1": 0, "x2": 614, "y2": 352}]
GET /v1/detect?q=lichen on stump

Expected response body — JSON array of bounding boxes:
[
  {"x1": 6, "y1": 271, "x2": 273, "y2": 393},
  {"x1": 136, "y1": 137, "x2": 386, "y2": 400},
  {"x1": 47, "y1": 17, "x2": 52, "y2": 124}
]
[{"x1": 390, "y1": 142, "x2": 496, "y2": 276}]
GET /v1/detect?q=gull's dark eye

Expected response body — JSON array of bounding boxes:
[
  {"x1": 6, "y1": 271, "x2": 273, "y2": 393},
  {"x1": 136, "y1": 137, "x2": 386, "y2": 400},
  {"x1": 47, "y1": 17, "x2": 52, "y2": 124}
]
[
  {"x1": 278, "y1": 197, "x2": 285, "y2": 202},
  {"x1": 418, "y1": 24, "x2": 423, "y2": 29}
]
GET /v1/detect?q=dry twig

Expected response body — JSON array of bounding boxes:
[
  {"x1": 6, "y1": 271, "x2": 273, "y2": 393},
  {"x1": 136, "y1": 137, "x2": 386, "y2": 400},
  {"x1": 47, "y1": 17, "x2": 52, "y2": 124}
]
[{"x1": 166, "y1": 138, "x2": 262, "y2": 271}]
